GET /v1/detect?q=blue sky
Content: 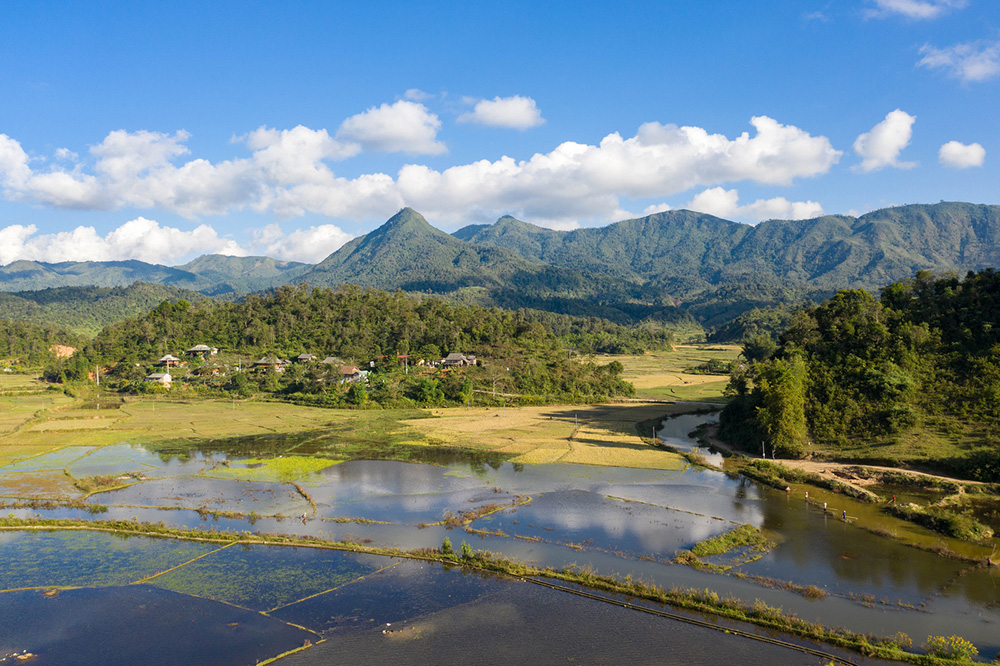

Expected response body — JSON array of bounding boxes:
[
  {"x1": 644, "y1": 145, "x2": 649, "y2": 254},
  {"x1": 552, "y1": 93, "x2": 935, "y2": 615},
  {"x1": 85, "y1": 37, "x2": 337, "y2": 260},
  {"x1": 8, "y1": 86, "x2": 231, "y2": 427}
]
[{"x1": 0, "y1": 0, "x2": 997, "y2": 264}]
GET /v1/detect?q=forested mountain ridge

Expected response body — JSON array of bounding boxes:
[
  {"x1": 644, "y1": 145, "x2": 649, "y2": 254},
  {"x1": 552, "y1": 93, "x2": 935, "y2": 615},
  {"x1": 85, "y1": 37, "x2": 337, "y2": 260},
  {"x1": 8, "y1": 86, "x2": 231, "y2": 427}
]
[
  {"x1": 0, "y1": 283, "x2": 207, "y2": 336},
  {"x1": 295, "y1": 208, "x2": 685, "y2": 323},
  {"x1": 2, "y1": 203, "x2": 999, "y2": 333},
  {"x1": 0, "y1": 255, "x2": 309, "y2": 295},
  {"x1": 457, "y1": 202, "x2": 1000, "y2": 295}
]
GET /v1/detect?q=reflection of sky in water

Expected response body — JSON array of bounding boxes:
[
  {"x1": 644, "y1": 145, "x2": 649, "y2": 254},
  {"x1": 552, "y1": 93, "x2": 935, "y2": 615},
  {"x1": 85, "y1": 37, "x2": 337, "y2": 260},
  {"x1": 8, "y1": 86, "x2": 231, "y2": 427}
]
[
  {"x1": 4, "y1": 410, "x2": 999, "y2": 657},
  {"x1": 66, "y1": 444, "x2": 166, "y2": 477},
  {"x1": 0, "y1": 446, "x2": 95, "y2": 472},
  {"x1": 483, "y1": 489, "x2": 733, "y2": 555},
  {"x1": 0, "y1": 585, "x2": 311, "y2": 666},
  {"x1": 657, "y1": 412, "x2": 724, "y2": 466},
  {"x1": 90, "y1": 476, "x2": 310, "y2": 515}
]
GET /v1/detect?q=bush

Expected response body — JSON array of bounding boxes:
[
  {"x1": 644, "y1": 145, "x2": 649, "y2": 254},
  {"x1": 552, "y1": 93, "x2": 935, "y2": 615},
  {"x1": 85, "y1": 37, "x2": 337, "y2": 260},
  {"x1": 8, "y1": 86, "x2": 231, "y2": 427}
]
[{"x1": 923, "y1": 634, "x2": 978, "y2": 660}]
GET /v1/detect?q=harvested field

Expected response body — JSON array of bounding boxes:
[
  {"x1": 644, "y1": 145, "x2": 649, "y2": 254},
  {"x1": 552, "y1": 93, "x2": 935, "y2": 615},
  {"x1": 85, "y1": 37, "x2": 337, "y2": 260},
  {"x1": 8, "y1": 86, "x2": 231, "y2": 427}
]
[
  {"x1": 595, "y1": 345, "x2": 741, "y2": 402},
  {"x1": 403, "y1": 403, "x2": 690, "y2": 470}
]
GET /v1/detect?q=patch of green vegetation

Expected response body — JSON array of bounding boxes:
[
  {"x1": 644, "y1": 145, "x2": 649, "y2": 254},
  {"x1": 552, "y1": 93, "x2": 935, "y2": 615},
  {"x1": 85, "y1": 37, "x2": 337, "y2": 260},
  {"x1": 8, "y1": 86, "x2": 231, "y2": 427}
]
[
  {"x1": 199, "y1": 456, "x2": 342, "y2": 483},
  {"x1": 884, "y1": 504, "x2": 994, "y2": 542},
  {"x1": 689, "y1": 524, "x2": 773, "y2": 557}
]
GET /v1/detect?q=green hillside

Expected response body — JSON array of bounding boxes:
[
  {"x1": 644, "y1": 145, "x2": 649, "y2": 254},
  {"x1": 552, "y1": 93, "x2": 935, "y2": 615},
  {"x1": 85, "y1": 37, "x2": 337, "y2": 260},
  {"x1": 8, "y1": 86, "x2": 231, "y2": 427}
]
[
  {"x1": 0, "y1": 283, "x2": 207, "y2": 336},
  {"x1": 719, "y1": 268, "x2": 1000, "y2": 481},
  {"x1": 297, "y1": 208, "x2": 670, "y2": 323},
  {"x1": 0, "y1": 255, "x2": 309, "y2": 296},
  {"x1": 175, "y1": 254, "x2": 310, "y2": 294},
  {"x1": 459, "y1": 202, "x2": 1000, "y2": 295}
]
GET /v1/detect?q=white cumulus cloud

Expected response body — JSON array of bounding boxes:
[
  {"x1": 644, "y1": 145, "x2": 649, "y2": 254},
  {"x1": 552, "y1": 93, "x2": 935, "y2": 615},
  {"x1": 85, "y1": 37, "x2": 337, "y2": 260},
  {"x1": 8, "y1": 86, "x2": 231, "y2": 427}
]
[
  {"x1": 853, "y1": 109, "x2": 917, "y2": 172},
  {"x1": 685, "y1": 187, "x2": 824, "y2": 222},
  {"x1": 458, "y1": 95, "x2": 545, "y2": 130},
  {"x1": 0, "y1": 134, "x2": 32, "y2": 189},
  {"x1": 0, "y1": 114, "x2": 840, "y2": 229},
  {"x1": 918, "y1": 41, "x2": 1000, "y2": 83},
  {"x1": 336, "y1": 100, "x2": 446, "y2": 155},
  {"x1": 0, "y1": 218, "x2": 246, "y2": 265},
  {"x1": 939, "y1": 140, "x2": 985, "y2": 168},
  {"x1": 398, "y1": 115, "x2": 840, "y2": 225},
  {"x1": 866, "y1": 0, "x2": 967, "y2": 19},
  {"x1": 250, "y1": 223, "x2": 353, "y2": 263}
]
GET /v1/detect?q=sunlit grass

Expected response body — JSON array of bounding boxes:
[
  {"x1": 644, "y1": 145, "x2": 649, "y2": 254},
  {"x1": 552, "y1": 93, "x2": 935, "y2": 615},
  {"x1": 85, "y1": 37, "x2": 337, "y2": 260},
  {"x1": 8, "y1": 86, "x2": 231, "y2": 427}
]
[
  {"x1": 595, "y1": 345, "x2": 740, "y2": 402},
  {"x1": 199, "y1": 455, "x2": 342, "y2": 483}
]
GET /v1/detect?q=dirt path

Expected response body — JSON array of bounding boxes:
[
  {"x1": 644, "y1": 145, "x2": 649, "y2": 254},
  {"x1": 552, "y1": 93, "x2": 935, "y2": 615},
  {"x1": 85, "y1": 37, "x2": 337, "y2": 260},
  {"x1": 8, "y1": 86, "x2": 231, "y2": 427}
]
[{"x1": 701, "y1": 424, "x2": 981, "y2": 490}]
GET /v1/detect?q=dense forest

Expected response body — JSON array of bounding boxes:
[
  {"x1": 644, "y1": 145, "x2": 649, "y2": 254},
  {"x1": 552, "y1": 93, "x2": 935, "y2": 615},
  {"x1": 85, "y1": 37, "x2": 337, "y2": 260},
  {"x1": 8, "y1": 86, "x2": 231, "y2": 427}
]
[
  {"x1": 50, "y1": 285, "x2": 638, "y2": 406},
  {"x1": 0, "y1": 320, "x2": 84, "y2": 368},
  {"x1": 720, "y1": 269, "x2": 1000, "y2": 481},
  {"x1": 0, "y1": 283, "x2": 207, "y2": 336}
]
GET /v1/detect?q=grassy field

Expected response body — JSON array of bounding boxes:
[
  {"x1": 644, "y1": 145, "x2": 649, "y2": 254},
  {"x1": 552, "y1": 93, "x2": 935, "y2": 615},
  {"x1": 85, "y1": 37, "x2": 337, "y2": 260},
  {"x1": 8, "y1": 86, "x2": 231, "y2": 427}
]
[
  {"x1": 0, "y1": 344, "x2": 740, "y2": 470},
  {"x1": 404, "y1": 402, "x2": 691, "y2": 469},
  {"x1": 0, "y1": 390, "x2": 691, "y2": 471},
  {"x1": 596, "y1": 345, "x2": 741, "y2": 402}
]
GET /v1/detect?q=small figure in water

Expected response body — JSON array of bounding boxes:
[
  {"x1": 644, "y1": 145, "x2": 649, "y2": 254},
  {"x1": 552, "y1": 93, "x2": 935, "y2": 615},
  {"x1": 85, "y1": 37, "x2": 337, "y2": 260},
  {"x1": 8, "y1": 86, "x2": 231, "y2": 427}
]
[
  {"x1": 804, "y1": 491, "x2": 809, "y2": 500},
  {"x1": 842, "y1": 510, "x2": 847, "y2": 521},
  {"x1": 823, "y1": 502, "x2": 827, "y2": 511},
  {"x1": 785, "y1": 486, "x2": 790, "y2": 494},
  {"x1": 891, "y1": 495, "x2": 896, "y2": 503}
]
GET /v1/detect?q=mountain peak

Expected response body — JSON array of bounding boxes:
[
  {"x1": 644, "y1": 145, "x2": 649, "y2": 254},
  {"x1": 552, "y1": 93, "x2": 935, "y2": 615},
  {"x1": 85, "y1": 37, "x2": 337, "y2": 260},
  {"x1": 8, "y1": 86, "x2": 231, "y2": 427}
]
[{"x1": 382, "y1": 207, "x2": 432, "y2": 230}]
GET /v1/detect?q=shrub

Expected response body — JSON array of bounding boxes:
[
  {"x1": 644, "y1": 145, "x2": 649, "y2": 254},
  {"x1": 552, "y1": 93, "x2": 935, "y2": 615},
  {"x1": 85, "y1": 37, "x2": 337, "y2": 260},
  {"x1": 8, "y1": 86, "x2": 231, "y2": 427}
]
[{"x1": 923, "y1": 634, "x2": 978, "y2": 660}]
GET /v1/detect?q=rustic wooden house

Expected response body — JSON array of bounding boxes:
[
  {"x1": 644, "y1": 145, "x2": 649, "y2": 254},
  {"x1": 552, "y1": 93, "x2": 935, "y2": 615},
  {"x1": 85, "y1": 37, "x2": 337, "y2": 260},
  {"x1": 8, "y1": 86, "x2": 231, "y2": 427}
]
[
  {"x1": 252, "y1": 357, "x2": 290, "y2": 372},
  {"x1": 442, "y1": 352, "x2": 476, "y2": 367},
  {"x1": 156, "y1": 355, "x2": 181, "y2": 368},
  {"x1": 185, "y1": 344, "x2": 218, "y2": 358},
  {"x1": 144, "y1": 372, "x2": 172, "y2": 386}
]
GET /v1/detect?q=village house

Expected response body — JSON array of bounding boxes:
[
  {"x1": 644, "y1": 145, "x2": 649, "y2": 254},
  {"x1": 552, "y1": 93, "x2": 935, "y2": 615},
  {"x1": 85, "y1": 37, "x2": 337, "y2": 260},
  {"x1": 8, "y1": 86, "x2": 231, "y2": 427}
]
[
  {"x1": 295, "y1": 353, "x2": 318, "y2": 363},
  {"x1": 185, "y1": 344, "x2": 218, "y2": 358},
  {"x1": 252, "y1": 357, "x2": 290, "y2": 372},
  {"x1": 320, "y1": 356, "x2": 342, "y2": 366},
  {"x1": 339, "y1": 365, "x2": 364, "y2": 383},
  {"x1": 156, "y1": 354, "x2": 181, "y2": 368},
  {"x1": 442, "y1": 352, "x2": 476, "y2": 367},
  {"x1": 144, "y1": 372, "x2": 172, "y2": 386}
]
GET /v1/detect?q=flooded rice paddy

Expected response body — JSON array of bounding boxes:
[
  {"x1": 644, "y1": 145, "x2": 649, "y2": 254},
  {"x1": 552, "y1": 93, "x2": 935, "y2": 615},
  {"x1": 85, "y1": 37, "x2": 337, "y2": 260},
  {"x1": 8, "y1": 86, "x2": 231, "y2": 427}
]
[{"x1": 1, "y1": 411, "x2": 998, "y2": 664}]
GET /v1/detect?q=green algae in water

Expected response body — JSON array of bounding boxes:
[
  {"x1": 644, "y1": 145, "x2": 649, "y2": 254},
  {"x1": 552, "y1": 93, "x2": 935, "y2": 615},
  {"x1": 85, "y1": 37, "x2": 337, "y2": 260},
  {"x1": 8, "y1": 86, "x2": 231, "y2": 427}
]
[
  {"x1": 148, "y1": 543, "x2": 387, "y2": 612},
  {"x1": 198, "y1": 456, "x2": 342, "y2": 483},
  {"x1": 0, "y1": 530, "x2": 220, "y2": 590}
]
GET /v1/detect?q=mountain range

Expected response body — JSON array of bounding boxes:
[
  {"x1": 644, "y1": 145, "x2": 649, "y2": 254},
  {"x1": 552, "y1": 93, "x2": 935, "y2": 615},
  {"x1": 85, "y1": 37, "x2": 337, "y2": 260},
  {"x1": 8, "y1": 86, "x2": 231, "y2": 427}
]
[{"x1": 2, "y1": 202, "x2": 999, "y2": 329}]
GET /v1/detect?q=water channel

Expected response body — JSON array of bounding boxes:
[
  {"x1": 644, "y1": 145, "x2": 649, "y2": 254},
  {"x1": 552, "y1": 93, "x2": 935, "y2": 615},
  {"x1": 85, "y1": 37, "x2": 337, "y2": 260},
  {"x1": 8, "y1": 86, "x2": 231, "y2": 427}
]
[{"x1": 1, "y1": 410, "x2": 997, "y2": 664}]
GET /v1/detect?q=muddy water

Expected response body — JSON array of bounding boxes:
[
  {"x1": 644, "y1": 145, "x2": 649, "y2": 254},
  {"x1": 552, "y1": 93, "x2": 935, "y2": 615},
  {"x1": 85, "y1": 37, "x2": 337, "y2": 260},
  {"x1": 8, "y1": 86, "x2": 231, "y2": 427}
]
[{"x1": 1, "y1": 410, "x2": 999, "y2": 662}]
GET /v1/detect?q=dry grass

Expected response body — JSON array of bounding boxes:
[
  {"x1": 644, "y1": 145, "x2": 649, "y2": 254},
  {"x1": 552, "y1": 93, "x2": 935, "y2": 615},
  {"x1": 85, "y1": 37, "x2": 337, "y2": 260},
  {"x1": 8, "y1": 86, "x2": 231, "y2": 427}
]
[
  {"x1": 594, "y1": 345, "x2": 741, "y2": 402},
  {"x1": 0, "y1": 391, "x2": 694, "y2": 471},
  {"x1": 404, "y1": 402, "x2": 691, "y2": 470}
]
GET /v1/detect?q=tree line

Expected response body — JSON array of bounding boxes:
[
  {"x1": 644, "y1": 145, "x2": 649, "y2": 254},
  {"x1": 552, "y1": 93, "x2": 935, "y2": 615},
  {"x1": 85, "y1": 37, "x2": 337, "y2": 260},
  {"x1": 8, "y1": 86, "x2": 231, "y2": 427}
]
[{"x1": 720, "y1": 269, "x2": 1000, "y2": 480}]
